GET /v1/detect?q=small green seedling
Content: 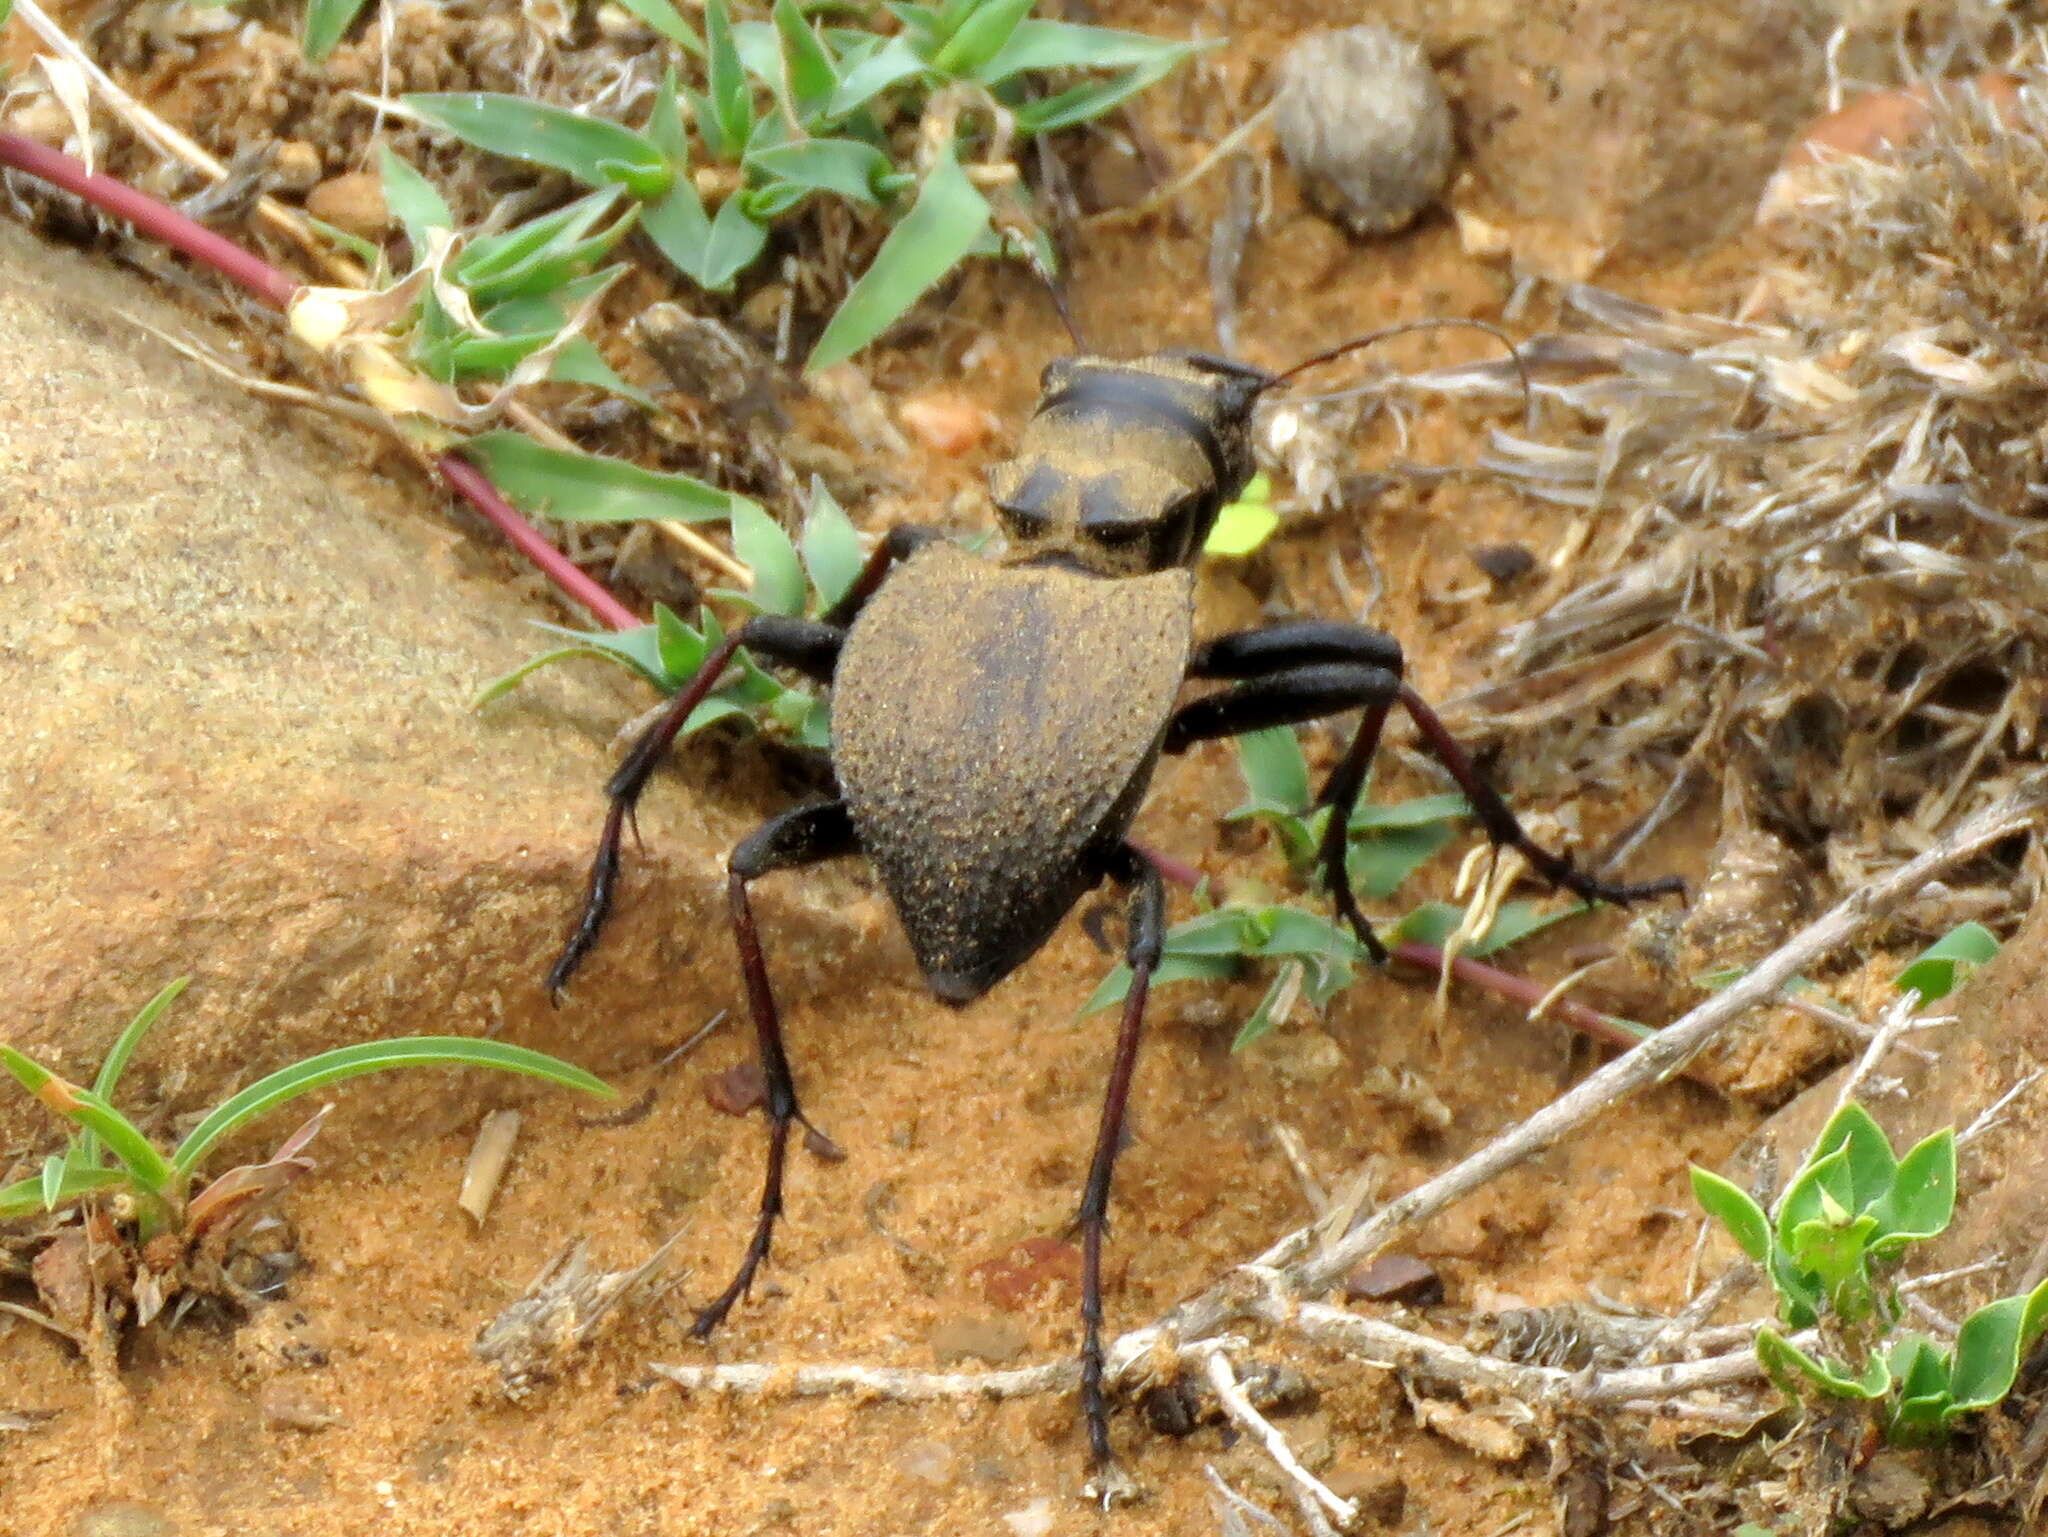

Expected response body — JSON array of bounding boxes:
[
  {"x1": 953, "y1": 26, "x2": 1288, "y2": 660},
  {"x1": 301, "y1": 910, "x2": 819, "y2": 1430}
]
[
  {"x1": 0, "y1": 979, "x2": 614, "y2": 1245},
  {"x1": 1894, "y1": 920, "x2": 2000, "y2": 1003},
  {"x1": 1087, "y1": 725, "x2": 1589, "y2": 1049},
  {"x1": 402, "y1": 0, "x2": 1200, "y2": 369},
  {"x1": 1691, "y1": 1097, "x2": 2048, "y2": 1443},
  {"x1": 476, "y1": 476, "x2": 863, "y2": 752},
  {"x1": 1203, "y1": 473, "x2": 1278, "y2": 558}
]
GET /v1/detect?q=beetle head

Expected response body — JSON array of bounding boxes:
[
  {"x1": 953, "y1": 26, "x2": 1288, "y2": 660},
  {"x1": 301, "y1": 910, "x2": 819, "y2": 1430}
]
[{"x1": 986, "y1": 352, "x2": 1272, "y2": 577}]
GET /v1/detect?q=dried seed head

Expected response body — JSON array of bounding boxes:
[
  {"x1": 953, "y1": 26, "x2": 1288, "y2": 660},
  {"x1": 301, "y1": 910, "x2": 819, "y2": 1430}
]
[{"x1": 1273, "y1": 25, "x2": 1454, "y2": 237}]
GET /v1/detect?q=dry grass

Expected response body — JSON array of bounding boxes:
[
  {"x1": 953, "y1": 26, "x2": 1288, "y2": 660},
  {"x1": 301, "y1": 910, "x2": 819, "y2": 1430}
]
[{"x1": 1399, "y1": 72, "x2": 2048, "y2": 949}]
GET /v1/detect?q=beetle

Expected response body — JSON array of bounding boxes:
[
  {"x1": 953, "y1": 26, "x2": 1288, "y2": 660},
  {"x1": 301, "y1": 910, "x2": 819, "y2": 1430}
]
[{"x1": 548, "y1": 337, "x2": 1682, "y2": 1484}]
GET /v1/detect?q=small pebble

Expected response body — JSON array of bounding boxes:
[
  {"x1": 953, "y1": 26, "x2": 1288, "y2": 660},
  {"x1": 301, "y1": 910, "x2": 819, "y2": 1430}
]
[
  {"x1": 1001, "y1": 1499, "x2": 1055, "y2": 1537},
  {"x1": 1471, "y1": 543, "x2": 1536, "y2": 588},
  {"x1": 271, "y1": 140, "x2": 322, "y2": 193},
  {"x1": 259, "y1": 1380, "x2": 343, "y2": 1433},
  {"x1": 968, "y1": 1237, "x2": 1083, "y2": 1311},
  {"x1": 898, "y1": 395, "x2": 998, "y2": 457},
  {"x1": 70, "y1": 1504, "x2": 175, "y2": 1537},
  {"x1": 1274, "y1": 25, "x2": 1455, "y2": 237},
  {"x1": 927, "y1": 1314, "x2": 1029, "y2": 1366},
  {"x1": 1344, "y1": 1253, "x2": 1445, "y2": 1306},
  {"x1": 894, "y1": 1438, "x2": 956, "y2": 1486},
  {"x1": 305, "y1": 172, "x2": 389, "y2": 240},
  {"x1": 705, "y1": 1061, "x2": 767, "y2": 1117}
]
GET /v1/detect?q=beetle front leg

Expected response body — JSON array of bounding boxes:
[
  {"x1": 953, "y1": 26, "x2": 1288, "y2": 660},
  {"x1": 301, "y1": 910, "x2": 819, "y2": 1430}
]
[
  {"x1": 694, "y1": 799, "x2": 861, "y2": 1339},
  {"x1": 547, "y1": 614, "x2": 848, "y2": 1000},
  {"x1": 1075, "y1": 843, "x2": 1165, "y2": 1486}
]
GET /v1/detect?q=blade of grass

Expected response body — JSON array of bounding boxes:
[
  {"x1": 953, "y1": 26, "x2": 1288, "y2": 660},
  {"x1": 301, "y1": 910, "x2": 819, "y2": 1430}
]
[
  {"x1": 1, "y1": 1047, "x2": 176, "y2": 1194},
  {"x1": 462, "y1": 431, "x2": 753, "y2": 526},
  {"x1": 805, "y1": 136, "x2": 990, "y2": 372},
  {"x1": 169, "y1": 1038, "x2": 615, "y2": 1179},
  {"x1": 0, "y1": 1165, "x2": 125, "y2": 1220}
]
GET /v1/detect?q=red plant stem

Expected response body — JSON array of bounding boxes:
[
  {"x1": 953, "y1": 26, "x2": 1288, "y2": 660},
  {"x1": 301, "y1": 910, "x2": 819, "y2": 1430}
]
[
  {"x1": 436, "y1": 454, "x2": 641, "y2": 631},
  {"x1": 1133, "y1": 840, "x2": 1690, "y2": 1073},
  {"x1": 0, "y1": 128, "x2": 643, "y2": 632},
  {"x1": 0, "y1": 129, "x2": 296, "y2": 307}
]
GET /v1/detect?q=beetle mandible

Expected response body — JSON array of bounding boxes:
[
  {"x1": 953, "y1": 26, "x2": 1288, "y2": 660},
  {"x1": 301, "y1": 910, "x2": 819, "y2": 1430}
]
[{"x1": 548, "y1": 335, "x2": 1683, "y2": 1484}]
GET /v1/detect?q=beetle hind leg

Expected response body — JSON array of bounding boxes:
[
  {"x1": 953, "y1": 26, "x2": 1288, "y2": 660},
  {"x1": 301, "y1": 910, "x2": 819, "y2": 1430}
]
[
  {"x1": 691, "y1": 799, "x2": 860, "y2": 1340},
  {"x1": 1074, "y1": 844, "x2": 1166, "y2": 1483}
]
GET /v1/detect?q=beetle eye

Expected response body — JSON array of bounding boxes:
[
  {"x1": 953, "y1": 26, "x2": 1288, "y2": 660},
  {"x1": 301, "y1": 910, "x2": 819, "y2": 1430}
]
[{"x1": 1085, "y1": 519, "x2": 1151, "y2": 548}]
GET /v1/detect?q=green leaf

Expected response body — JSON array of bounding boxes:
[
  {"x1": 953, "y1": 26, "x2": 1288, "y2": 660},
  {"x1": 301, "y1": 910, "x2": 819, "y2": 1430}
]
[
  {"x1": 930, "y1": 0, "x2": 1034, "y2": 78},
  {"x1": 73, "y1": 976, "x2": 189, "y2": 1175},
  {"x1": 827, "y1": 32, "x2": 927, "y2": 117},
  {"x1": 1, "y1": 1047, "x2": 175, "y2": 1196},
  {"x1": 610, "y1": 0, "x2": 708, "y2": 55},
  {"x1": 1789, "y1": 1211, "x2": 1881, "y2": 1320},
  {"x1": 806, "y1": 137, "x2": 991, "y2": 371},
  {"x1": 704, "y1": 0, "x2": 755, "y2": 153},
  {"x1": 725, "y1": 503, "x2": 807, "y2": 615},
  {"x1": 703, "y1": 196, "x2": 772, "y2": 289},
  {"x1": 1082, "y1": 951, "x2": 1239, "y2": 1015},
  {"x1": 461, "y1": 431, "x2": 749, "y2": 525},
  {"x1": 170, "y1": 1038, "x2": 615, "y2": 1179},
  {"x1": 1774, "y1": 1142, "x2": 1856, "y2": 1253},
  {"x1": 1690, "y1": 1167, "x2": 1771, "y2": 1263},
  {"x1": 1810, "y1": 1101, "x2": 1898, "y2": 1215},
  {"x1": 0, "y1": 1165, "x2": 125, "y2": 1220},
  {"x1": 1866, "y1": 1128, "x2": 1957, "y2": 1255},
  {"x1": 1204, "y1": 499, "x2": 1280, "y2": 558},
  {"x1": 643, "y1": 181, "x2": 767, "y2": 291},
  {"x1": 1895, "y1": 920, "x2": 2000, "y2": 1002},
  {"x1": 378, "y1": 146, "x2": 453, "y2": 251},
  {"x1": 772, "y1": 0, "x2": 840, "y2": 119},
  {"x1": 799, "y1": 479, "x2": 865, "y2": 609},
  {"x1": 1945, "y1": 1280, "x2": 2048, "y2": 1413},
  {"x1": 1011, "y1": 57, "x2": 1187, "y2": 136},
  {"x1": 1347, "y1": 822, "x2": 1457, "y2": 902},
  {"x1": 977, "y1": 18, "x2": 1201, "y2": 82},
  {"x1": 473, "y1": 644, "x2": 654, "y2": 708},
  {"x1": 1768, "y1": 1246, "x2": 1825, "y2": 1329},
  {"x1": 653, "y1": 603, "x2": 712, "y2": 684},
  {"x1": 405, "y1": 94, "x2": 670, "y2": 197},
  {"x1": 748, "y1": 138, "x2": 892, "y2": 205},
  {"x1": 1392, "y1": 899, "x2": 1587, "y2": 958},
  {"x1": 1756, "y1": 1326, "x2": 1892, "y2": 1400},
  {"x1": 647, "y1": 68, "x2": 691, "y2": 165},
  {"x1": 1233, "y1": 728, "x2": 1311, "y2": 817},
  {"x1": 302, "y1": 0, "x2": 371, "y2": 61}
]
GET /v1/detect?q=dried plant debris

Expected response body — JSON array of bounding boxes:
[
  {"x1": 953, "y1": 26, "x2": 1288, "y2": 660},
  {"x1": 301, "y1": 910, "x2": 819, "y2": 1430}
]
[
  {"x1": 473, "y1": 1233, "x2": 682, "y2": 1400},
  {"x1": 1415, "y1": 76, "x2": 2048, "y2": 946}
]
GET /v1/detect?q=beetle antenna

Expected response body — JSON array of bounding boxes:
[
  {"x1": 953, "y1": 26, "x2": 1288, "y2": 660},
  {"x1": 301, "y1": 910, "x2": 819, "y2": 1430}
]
[
  {"x1": 1261, "y1": 317, "x2": 1535, "y2": 431},
  {"x1": 1034, "y1": 265, "x2": 1087, "y2": 349}
]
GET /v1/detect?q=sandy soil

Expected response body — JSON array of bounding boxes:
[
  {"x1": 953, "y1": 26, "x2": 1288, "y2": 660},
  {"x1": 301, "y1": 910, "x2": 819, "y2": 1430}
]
[{"x1": 0, "y1": 3, "x2": 1920, "y2": 1535}]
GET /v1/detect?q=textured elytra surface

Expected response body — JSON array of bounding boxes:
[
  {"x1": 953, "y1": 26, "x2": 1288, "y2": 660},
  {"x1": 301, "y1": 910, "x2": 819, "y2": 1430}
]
[{"x1": 832, "y1": 544, "x2": 1193, "y2": 999}]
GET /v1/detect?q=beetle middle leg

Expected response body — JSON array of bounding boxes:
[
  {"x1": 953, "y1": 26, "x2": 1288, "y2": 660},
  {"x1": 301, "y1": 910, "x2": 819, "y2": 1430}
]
[
  {"x1": 1075, "y1": 842, "x2": 1166, "y2": 1474},
  {"x1": 1168, "y1": 622, "x2": 1683, "y2": 954},
  {"x1": 548, "y1": 614, "x2": 848, "y2": 1000},
  {"x1": 693, "y1": 798, "x2": 861, "y2": 1340}
]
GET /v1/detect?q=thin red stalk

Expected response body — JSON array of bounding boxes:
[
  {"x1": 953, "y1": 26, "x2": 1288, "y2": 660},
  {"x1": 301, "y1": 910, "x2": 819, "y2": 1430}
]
[
  {"x1": 1135, "y1": 843, "x2": 1693, "y2": 1075},
  {"x1": 0, "y1": 129, "x2": 295, "y2": 307},
  {"x1": 436, "y1": 454, "x2": 641, "y2": 631},
  {"x1": 0, "y1": 129, "x2": 642, "y2": 632}
]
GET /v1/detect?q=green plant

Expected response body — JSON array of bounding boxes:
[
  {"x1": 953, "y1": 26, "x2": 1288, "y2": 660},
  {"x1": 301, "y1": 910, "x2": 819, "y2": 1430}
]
[
  {"x1": 375, "y1": 149, "x2": 651, "y2": 404},
  {"x1": 1691, "y1": 1099, "x2": 2048, "y2": 1443},
  {"x1": 475, "y1": 475, "x2": 864, "y2": 750},
  {"x1": 0, "y1": 979, "x2": 614, "y2": 1243},
  {"x1": 403, "y1": 0, "x2": 1200, "y2": 370},
  {"x1": 1086, "y1": 725, "x2": 1589, "y2": 1049},
  {"x1": 1203, "y1": 473, "x2": 1279, "y2": 558},
  {"x1": 1895, "y1": 920, "x2": 2000, "y2": 1003}
]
